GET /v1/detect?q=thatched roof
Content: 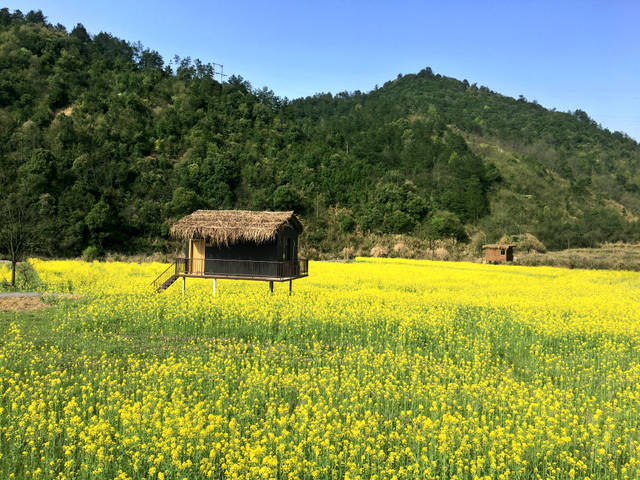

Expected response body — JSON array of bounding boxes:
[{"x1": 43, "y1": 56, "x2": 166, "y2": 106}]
[
  {"x1": 170, "y1": 210, "x2": 303, "y2": 246},
  {"x1": 482, "y1": 243, "x2": 516, "y2": 249}
]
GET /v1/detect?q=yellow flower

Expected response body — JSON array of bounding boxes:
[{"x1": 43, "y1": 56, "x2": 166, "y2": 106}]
[{"x1": 1, "y1": 258, "x2": 640, "y2": 479}]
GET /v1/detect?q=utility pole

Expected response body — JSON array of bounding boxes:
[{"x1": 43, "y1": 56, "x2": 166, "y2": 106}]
[{"x1": 212, "y1": 62, "x2": 227, "y2": 84}]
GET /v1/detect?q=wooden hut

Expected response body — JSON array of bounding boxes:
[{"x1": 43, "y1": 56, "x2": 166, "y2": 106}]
[
  {"x1": 483, "y1": 243, "x2": 515, "y2": 264},
  {"x1": 152, "y1": 210, "x2": 308, "y2": 294}
]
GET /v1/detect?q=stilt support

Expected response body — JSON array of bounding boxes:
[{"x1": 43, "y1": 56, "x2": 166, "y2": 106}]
[
  {"x1": 182, "y1": 276, "x2": 185, "y2": 296},
  {"x1": 269, "y1": 281, "x2": 274, "y2": 295},
  {"x1": 213, "y1": 278, "x2": 217, "y2": 296},
  {"x1": 289, "y1": 279, "x2": 292, "y2": 296}
]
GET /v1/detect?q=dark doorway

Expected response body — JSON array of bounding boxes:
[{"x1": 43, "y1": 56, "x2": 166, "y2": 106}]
[{"x1": 285, "y1": 238, "x2": 294, "y2": 261}]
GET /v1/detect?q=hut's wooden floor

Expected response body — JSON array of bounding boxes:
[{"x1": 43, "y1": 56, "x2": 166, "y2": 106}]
[{"x1": 178, "y1": 273, "x2": 308, "y2": 282}]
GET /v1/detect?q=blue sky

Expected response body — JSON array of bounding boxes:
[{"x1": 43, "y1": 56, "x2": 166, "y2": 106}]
[{"x1": 6, "y1": 1, "x2": 640, "y2": 140}]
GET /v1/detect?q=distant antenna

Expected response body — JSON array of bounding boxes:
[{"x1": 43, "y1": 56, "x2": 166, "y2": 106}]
[{"x1": 212, "y1": 62, "x2": 227, "y2": 83}]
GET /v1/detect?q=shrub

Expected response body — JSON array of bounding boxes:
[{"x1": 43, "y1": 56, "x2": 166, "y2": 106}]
[
  {"x1": 435, "y1": 247, "x2": 450, "y2": 260},
  {"x1": 521, "y1": 233, "x2": 546, "y2": 253},
  {"x1": 15, "y1": 261, "x2": 46, "y2": 291},
  {"x1": 370, "y1": 245, "x2": 388, "y2": 257},
  {"x1": 341, "y1": 246, "x2": 355, "y2": 261},
  {"x1": 82, "y1": 245, "x2": 102, "y2": 262},
  {"x1": 468, "y1": 231, "x2": 487, "y2": 257},
  {"x1": 392, "y1": 241, "x2": 413, "y2": 258}
]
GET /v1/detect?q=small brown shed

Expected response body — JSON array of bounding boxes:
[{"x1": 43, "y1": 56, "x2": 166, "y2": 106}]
[{"x1": 483, "y1": 243, "x2": 515, "y2": 264}]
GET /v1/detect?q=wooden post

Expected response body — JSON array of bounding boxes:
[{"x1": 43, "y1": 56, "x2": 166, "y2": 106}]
[
  {"x1": 289, "y1": 279, "x2": 292, "y2": 296},
  {"x1": 269, "y1": 281, "x2": 273, "y2": 295},
  {"x1": 182, "y1": 276, "x2": 185, "y2": 296},
  {"x1": 213, "y1": 278, "x2": 217, "y2": 296}
]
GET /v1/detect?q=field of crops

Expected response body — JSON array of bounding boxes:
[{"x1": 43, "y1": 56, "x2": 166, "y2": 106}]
[{"x1": 1, "y1": 258, "x2": 640, "y2": 480}]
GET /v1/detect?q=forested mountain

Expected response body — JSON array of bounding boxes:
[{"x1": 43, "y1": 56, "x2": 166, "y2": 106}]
[{"x1": 2, "y1": 8, "x2": 640, "y2": 259}]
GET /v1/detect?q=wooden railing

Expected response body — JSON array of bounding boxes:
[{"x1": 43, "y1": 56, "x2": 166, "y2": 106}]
[
  {"x1": 151, "y1": 261, "x2": 177, "y2": 291},
  {"x1": 176, "y1": 257, "x2": 308, "y2": 279}
]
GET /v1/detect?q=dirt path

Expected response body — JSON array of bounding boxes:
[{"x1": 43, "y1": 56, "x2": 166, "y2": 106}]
[
  {"x1": 0, "y1": 292, "x2": 44, "y2": 298},
  {"x1": 0, "y1": 292, "x2": 72, "y2": 298}
]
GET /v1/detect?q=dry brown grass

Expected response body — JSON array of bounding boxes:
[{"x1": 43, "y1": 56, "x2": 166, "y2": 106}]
[
  {"x1": 515, "y1": 243, "x2": 640, "y2": 271},
  {"x1": 54, "y1": 105, "x2": 74, "y2": 118},
  {"x1": 0, "y1": 296, "x2": 48, "y2": 312},
  {"x1": 392, "y1": 241, "x2": 409, "y2": 255},
  {"x1": 341, "y1": 246, "x2": 356, "y2": 260},
  {"x1": 370, "y1": 245, "x2": 389, "y2": 257}
]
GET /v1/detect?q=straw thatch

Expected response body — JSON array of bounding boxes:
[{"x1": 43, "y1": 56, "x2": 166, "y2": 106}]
[
  {"x1": 482, "y1": 243, "x2": 516, "y2": 249},
  {"x1": 170, "y1": 210, "x2": 303, "y2": 246}
]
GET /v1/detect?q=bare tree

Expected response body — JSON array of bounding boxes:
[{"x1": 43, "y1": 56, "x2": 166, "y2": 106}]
[{"x1": 0, "y1": 194, "x2": 32, "y2": 287}]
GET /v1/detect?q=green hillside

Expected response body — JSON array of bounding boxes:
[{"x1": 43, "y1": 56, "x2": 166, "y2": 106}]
[
  {"x1": 1, "y1": 8, "x2": 640, "y2": 259},
  {"x1": 290, "y1": 71, "x2": 640, "y2": 250}
]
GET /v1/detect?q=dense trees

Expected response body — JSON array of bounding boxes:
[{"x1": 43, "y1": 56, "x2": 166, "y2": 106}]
[{"x1": 1, "y1": 8, "x2": 639, "y2": 259}]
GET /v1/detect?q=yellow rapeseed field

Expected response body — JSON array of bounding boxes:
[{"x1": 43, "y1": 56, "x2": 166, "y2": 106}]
[{"x1": 1, "y1": 258, "x2": 640, "y2": 479}]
